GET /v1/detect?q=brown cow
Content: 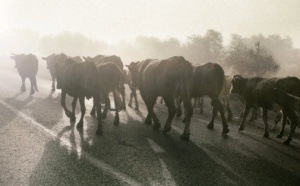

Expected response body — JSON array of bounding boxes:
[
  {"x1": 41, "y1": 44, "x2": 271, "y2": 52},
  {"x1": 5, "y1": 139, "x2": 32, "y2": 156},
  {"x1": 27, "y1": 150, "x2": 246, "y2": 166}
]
[
  {"x1": 10, "y1": 53, "x2": 39, "y2": 95},
  {"x1": 126, "y1": 56, "x2": 194, "y2": 140},
  {"x1": 231, "y1": 75, "x2": 300, "y2": 144}
]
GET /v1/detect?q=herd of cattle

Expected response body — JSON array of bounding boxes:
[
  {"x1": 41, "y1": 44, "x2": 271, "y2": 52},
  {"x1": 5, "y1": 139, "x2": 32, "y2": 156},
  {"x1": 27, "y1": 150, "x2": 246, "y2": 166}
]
[{"x1": 9, "y1": 53, "x2": 300, "y2": 145}]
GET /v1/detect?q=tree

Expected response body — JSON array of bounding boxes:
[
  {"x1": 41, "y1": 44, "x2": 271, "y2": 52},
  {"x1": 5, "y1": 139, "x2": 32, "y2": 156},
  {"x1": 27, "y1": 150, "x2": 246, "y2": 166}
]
[{"x1": 225, "y1": 34, "x2": 280, "y2": 77}]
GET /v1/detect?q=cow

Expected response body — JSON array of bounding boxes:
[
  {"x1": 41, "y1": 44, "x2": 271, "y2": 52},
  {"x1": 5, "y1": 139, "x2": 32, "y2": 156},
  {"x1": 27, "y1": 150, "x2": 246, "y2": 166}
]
[
  {"x1": 123, "y1": 69, "x2": 139, "y2": 110},
  {"x1": 90, "y1": 62, "x2": 124, "y2": 125},
  {"x1": 83, "y1": 55, "x2": 126, "y2": 109},
  {"x1": 231, "y1": 75, "x2": 300, "y2": 144},
  {"x1": 10, "y1": 53, "x2": 39, "y2": 95},
  {"x1": 190, "y1": 62, "x2": 229, "y2": 135},
  {"x1": 126, "y1": 56, "x2": 194, "y2": 140},
  {"x1": 55, "y1": 59, "x2": 103, "y2": 135},
  {"x1": 42, "y1": 53, "x2": 68, "y2": 91}
]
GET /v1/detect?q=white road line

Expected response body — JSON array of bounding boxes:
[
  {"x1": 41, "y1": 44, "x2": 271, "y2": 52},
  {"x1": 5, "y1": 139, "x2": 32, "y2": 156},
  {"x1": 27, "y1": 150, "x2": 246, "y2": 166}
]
[
  {"x1": 0, "y1": 99, "x2": 142, "y2": 186},
  {"x1": 158, "y1": 158, "x2": 178, "y2": 186},
  {"x1": 147, "y1": 138, "x2": 178, "y2": 186},
  {"x1": 147, "y1": 138, "x2": 166, "y2": 153}
]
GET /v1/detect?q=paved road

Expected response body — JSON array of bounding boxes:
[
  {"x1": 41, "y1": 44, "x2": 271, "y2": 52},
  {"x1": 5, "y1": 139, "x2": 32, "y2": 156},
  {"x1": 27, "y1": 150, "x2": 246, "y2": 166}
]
[{"x1": 0, "y1": 58, "x2": 300, "y2": 186}]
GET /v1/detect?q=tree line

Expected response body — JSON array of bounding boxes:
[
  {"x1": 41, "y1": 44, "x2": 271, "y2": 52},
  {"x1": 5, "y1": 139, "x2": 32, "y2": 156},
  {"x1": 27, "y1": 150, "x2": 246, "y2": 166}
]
[{"x1": 0, "y1": 28, "x2": 299, "y2": 77}]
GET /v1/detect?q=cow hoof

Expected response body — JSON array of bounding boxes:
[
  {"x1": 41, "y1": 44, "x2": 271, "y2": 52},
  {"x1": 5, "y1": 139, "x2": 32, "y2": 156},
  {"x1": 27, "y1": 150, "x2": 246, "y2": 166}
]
[
  {"x1": 180, "y1": 133, "x2": 190, "y2": 141},
  {"x1": 96, "y1": 129, "x2": 103, "y2": 135},
  {"x1": 238, "y1": 126, "x2": 244, "y2": 131},
  {"x1": 21, "y1": 87, "x2": 26, "y2": 92},
  {"x1": 277, "y1": 134, "x2": 283, "y2": 138},
  {"x1": 153, "y1": 123, "x2": 161, "y2": 131},
  {"x1": 182, "y1": 117, "x2": 187, "y2": 123},
  {"x1": 222, "y1": 128, "x2": 229, "y2": 135},
  {"x1": 162, "y1": 126, "x2": 171, "y2": 134},
  {"x1": 128, "y1": 103, "x2": 132, "y2": 107},
  {"x1": 30, "y1": 90, "x2": 35, "y2": 95},
  {"x1": 263, "y1": 133, "x2": 269, "y2": 138},
  {"x1": 207, "y1": 123, "x2": 214, "y2": 130},
  {"x1": 283, "y1": 139, "x2": 291, "y2": 145}
]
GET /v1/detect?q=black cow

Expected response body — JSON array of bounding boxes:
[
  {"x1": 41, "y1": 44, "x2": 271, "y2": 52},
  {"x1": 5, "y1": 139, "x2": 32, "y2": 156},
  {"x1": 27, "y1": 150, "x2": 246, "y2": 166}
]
[
  {"x1": 55, "y1": 59, "x2": 103, "y2": 134},
  {"x1": 231, "y1": 75, "x2": 300, "y2": 144},
  {"x1": 83, "y1": 55, "x2": 126, "y2": 109},
  {"x1": 10, "y1": 53, "x2": 39, "y2": 95},
  {"x1": 124, "y1": 69, "x2": 139, "y2": 110},
  {"x1": 126, "y1": 56, "x2": 194, "y2": 140},
  {"x1": 90, "y1": 62, "x2": 124, "y2": 125}
]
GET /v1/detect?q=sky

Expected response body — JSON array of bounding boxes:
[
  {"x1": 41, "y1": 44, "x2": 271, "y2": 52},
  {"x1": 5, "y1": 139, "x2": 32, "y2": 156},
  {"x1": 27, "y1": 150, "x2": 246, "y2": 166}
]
[{"x1": 1, "y1": 0, "x2": 300, "y2": 47}]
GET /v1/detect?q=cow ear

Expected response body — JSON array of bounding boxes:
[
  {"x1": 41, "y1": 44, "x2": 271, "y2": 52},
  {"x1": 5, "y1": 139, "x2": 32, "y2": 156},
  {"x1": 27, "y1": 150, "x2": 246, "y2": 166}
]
[
  {"x1": 82, "y1": 56, "x2": 87, "y2": 61},
  {"x1": 125, "y1": 64, "x2": 131, "y2": 70},
  {"x1": 10, "y1": 56, "x2": 15, "y2": 60}
]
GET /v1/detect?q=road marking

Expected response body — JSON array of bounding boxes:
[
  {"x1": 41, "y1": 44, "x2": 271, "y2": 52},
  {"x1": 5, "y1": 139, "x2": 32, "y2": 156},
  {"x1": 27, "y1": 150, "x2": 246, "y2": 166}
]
[
  {"x1": 147, "y1": 138, "x2": 166, "y2": 153},
  {"x1": 158, "y1": 158, "x2": 178, "y2": 186},
  {"x1": 0, "y1": 99, "x2": 142, "y2": 186},
  {"x1": 147, "y1": 138, "x2": 178, "y2": 186}
]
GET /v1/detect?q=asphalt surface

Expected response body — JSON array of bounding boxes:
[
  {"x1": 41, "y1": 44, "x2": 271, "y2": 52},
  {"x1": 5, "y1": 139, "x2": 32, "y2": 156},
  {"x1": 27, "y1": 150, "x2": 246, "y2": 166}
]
[{"x1": 0, "y1": 58, "x2": 300, "y2": 186}]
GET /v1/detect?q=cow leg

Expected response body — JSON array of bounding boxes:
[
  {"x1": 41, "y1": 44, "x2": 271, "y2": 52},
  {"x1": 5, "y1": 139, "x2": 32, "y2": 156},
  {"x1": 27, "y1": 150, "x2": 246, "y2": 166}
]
[
  {"x1": 76, "y1": 96, "x2": 86, "y2": 129},
  {"x1": 133, "y1": 89, "x2": 139, "y2": 110},
  {"x1": 20, "y1": 76, "x2": 26, "y2": 92},
  {"x1": 120, "y1": 83, "x2": 126, "y2": 110},
  {"x1": 176, "y1": 97, "x2": 182, "y2": 118},
  {"x1": 70, "y1": 97, "x2": 77, "y2": 122},
  {"x1": 226, "y1": 98, "x2": 233, "y2": 121},
  {"x1": 162, "y1": 96, "x2": 176, "y2": 134},
  {"x1": 33, "y1": 76, "x2": 38, "y2": 92},
  {"x1": 61, "y1": 90, "x2": 72, "y2": 118},
  {"x1": 102, "y1": 93, "x2": 110, "y2": 119},
  {"x1": 239, "y1": 103, "x2": 252, "y2": 131},
  {"x1": 51, "y1": 76, "x2": 56, "y2": 91},
  {"x1": 207, "y1": 98, "x2": 219, "y2": 129},
  {"x1": 128, "y1": 92, "x2": 133, "y2": 107},
  {"x1": 217, "y1": 99, "x2": 229, "y2": 135},
  {"x1": 29, "y1": 77, "x2": 35, "y2": 95},
  {"x1": 95, "y1": 95, "x2": 103, "y2": 135},
  {"x1": 113, "y1": 91, "x2": 120, "y2": 126},
  {"x1": 199, "y1": 98, "x2": 204, "y2": 114},
  {"x1": 145, "y1": 96, "x2": 160, "y2": 129},
  {"x1": 181, "y1": 97, "x2": 193, "y2": 140},
  {"x1": 90, "y1": 98, "x2": 96, "y2": 117},
  {"x1": 277, "y1": 110, "x2": 287, "y2": 138},
  {"x1": 262, "y1": 109, "x2": 269, "y2": 138},
  {"x1": 283, "y1": 109, "x2": 298, "y2": 145}
]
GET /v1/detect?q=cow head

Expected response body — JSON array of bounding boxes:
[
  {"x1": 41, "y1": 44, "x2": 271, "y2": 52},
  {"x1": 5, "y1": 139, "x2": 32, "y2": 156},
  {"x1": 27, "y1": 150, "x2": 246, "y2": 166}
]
[
  {"x1": 42, "y1": 53, "x2": 56, "y2": 69},
  {"x1": 231, "y1": 75, "x2": 246, "y2": 95},
  {"x1": 126, "y1": 62, "x2": 139, "y2": 88}
]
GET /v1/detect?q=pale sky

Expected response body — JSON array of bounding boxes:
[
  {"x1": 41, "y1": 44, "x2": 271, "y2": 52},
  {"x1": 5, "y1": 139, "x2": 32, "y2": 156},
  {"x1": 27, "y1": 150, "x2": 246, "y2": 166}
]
[{"x1": 1, "y1": 0, "x2": 300, "y2": 46}]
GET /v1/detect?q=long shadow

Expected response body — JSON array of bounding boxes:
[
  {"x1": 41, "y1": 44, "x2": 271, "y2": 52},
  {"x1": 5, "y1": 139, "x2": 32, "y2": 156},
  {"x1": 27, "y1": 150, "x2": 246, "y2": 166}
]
[
  {"x1": 71, "y1": 109, "x2": 249, "y2": 185},
  {"x1": 23, "y1": 91, "x2": 64, "y2": 129},
  {"x1": 0, "y1": 91, "x2": 35, "y2": 129}
]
